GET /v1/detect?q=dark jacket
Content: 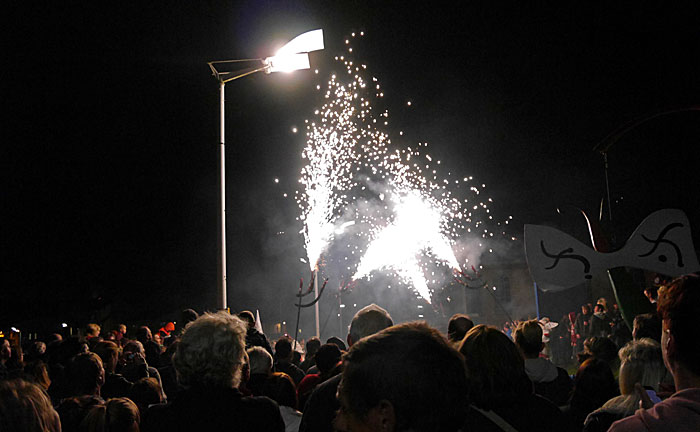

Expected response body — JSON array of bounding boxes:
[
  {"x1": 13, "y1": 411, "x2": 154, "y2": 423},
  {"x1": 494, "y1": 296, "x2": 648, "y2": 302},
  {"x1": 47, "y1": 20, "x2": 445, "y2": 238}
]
[
  {"x1": 142, "y1": 386, "x2": 284, "y2": 432},
  {"x1": 245, "y1": 328, "x2": 273, "y2": 355},
  {"x1": 299, "y1": 374, "x2": 342, "y2": 432}
]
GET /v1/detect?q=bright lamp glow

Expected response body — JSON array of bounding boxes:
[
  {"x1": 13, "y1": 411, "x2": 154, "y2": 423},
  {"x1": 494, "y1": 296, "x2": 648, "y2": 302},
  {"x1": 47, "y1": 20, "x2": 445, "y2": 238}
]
[
  {"x1": 275, "y1": 29, "x2": 324, "y2": 56},
  {"x1": 265, "y1": 53, "x2": 311, "y2": 73},
  {"x1": 264, "y1": 29, "x2": 324, "y2": 74}
]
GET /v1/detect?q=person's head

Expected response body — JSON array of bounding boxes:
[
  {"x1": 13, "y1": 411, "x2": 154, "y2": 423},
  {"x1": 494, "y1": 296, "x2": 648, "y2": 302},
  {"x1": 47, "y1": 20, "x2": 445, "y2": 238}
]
[
  {"x1": 118, "y1": 324, "x2": 127, "y2": 335},
  {"x1": 657, "y1": 274, "x2": 700, "y2": 379},
  {"x1": 86, "y1": 323, "x2": 101, "y2": 338},
  {"x1": 581, "y1": 304, "x2": 591, "y2": 315},
  {"x1": 135, "y1": 326, "x2": 152, "y2": 344},
  {"x1": 181, "y1": 309, "x2": 199, "y2": 329},
  {"x1": 262, "y1": 372, "x2": 298, "y2": 410},
  {"x1": 82, "y1": 397, "x2": 140, "y2": 432},
  {"x1": 347, "y1": 304, "x2": 393, "y2": 346},
  {"x1": 326, "y1": 336, "x2": 347, "y2": 352},
  {"x1": 123, "y1": 340, "x2": 145, "y2": 357},
  {"x1": 305, "y1": 337, "x2": 321, "y2": 356},
  {"x1": 237, "y1": 311, "x2": 255, "y2": 329},
  {"x1": 633, "y1": 313, "x2": 662, "y2": 342},
  {"x1": 570, "y1": 357, "x2": 618, "y2": 415},
  {"x1": 173, "y1": 311, "x2": 247, "y2": 389},
  {"x1": 594, "y1": 303, "x2": 606, "y2": 314},
  {"x1": 153, "y1": 333, "x2": 163, "y2": 346},
  {"x1": 514, "y1": 319, "x2": 544, "y2": 359},
  {"x1": 315, "y1": 343, "x2": 342, "y2": 376},
  {"x1": 130, "y1": 377, "x2": 163, "y2": 413},
  {"x1": 618, "y1": 338, "x2": 665, "y2": 395},
  {"x1": 582, "y1": 336, "x2": 618, "y2": 366},
  {"x1": 0, "y1": 379, "x2": 61, "y2": 432},
  {"x1": 459, "y1": 325, "x2": 531, "y2": 410},
  {"x1": 67, "y1": 352, "x2": 105, "y2": 397},
  {"x1": 336, "y1": 322, "x2": 468, "y2": 432},
  {"x1": 0, "y1": 339, "x2": 10, "y2": 363},
  {"x1": 447, "y1": 314, "x2": 474, "y2": 345},
  {"x1": 597, "y1": 297, "x2": 608, "y2": 309},
  {"x1": 93, "y1": 341, "x2": 120, "y2": 374},
  {"x1": 274, "y1": 337, "x2": 293, "y2": 362},
  {"x1": 246, "y1": 346, "x2": 273, "y2": 375}
]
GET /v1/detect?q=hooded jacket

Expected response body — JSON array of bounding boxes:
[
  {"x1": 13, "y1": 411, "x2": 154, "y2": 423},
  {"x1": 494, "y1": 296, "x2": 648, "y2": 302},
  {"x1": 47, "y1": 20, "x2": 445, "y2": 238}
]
[{"x1": 608, "y1": 388, "x2": 700, "y2": 432}]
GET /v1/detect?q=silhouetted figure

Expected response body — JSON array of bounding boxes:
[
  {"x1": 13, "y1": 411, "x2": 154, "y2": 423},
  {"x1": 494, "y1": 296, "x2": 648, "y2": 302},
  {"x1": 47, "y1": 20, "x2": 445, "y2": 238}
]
[
  {"x1": 335, "y1": 322, "x2": 468, "y2": 432},
  {"x1": 447, "y1": 313, "x2": 474, "y2": 346},
  {"x1": 460, "y1": 325, "x2": 568, "y2": 431},
  {"x1": 515, "y1": 319, "x2": 573, "y2": 406},
  {"x1": 299, "y1": 303, "x2": 393, "y2": 432}
]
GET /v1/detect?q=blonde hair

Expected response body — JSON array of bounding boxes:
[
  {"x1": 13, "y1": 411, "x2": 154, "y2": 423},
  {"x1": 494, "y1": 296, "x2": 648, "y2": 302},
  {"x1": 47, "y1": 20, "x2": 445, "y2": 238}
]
[
  {"x1": 618, "y1": 338, "x2": 665, "y2": 395},
  {"x1": 81, "y1": 397, "x2": 140, "y2": 432},
  {"x1": 173, "y1": 311, "x2": 247, "y2": 388},
  {"x1": 0, "y1": 379, "x2": 61, "y2": 432}
]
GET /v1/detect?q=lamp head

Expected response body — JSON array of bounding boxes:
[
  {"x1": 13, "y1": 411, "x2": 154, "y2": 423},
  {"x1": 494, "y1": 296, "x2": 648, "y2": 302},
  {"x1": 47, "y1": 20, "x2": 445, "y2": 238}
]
[{"x1": 264, "y1": 29, "x2": 324, "y2": 74}]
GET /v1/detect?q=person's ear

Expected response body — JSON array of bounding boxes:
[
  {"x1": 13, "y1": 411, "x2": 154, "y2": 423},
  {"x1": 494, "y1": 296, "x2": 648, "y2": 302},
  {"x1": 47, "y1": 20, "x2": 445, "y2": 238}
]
[
  {"x1": 347, "y1": 334, "x2": 353, "y2": 347},
  {"x1": 366, "y1": 400, "x2": 395, "y2": 432}
]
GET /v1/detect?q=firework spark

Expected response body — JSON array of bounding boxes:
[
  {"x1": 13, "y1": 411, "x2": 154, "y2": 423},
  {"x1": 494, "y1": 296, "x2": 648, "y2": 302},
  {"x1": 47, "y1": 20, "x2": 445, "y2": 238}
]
[{"x1": 296, "y1": 31, "x2": 514, "y2": 300}]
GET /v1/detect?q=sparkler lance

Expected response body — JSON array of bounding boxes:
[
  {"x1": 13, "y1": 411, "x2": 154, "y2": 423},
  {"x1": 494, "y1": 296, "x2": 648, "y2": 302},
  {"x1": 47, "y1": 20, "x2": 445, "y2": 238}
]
[{"x1": 293, "y1": 272, "x2": 329, "y2": 348}]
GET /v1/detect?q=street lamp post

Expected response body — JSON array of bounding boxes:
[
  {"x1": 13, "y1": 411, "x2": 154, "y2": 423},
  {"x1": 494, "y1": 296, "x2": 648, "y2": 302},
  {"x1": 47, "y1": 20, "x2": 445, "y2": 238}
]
[{"x1": 207, "y1": 30, "x2": 324, "y2": 312}]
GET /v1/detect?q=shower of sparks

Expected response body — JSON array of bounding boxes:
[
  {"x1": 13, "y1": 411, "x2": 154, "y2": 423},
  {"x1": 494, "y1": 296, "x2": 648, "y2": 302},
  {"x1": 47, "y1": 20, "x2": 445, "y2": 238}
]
[{"x1": 295, "y1": 31, "x2": 514, "y2": 301}]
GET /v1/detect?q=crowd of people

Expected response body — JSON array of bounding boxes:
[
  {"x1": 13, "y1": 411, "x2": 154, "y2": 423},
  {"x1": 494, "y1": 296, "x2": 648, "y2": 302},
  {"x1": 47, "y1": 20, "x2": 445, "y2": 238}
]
[{"x1": 1, "y1": 274, "x2": 698, "y2": 431}]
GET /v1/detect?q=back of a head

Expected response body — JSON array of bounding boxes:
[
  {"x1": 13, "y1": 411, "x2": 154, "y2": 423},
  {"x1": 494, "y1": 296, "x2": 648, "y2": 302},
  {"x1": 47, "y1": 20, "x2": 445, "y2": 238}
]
[
  {"x1": 135, "y1": 326, "x2": 152, "y2": 344},
  {"x1": 618, "y1": 338, "x2": 665, "y2": 395},
  {"x1": 447, "y1": 314, "x2": 474, "y2": 344},
  {"x1": 181, "y1": 308, "x2": 199, "y2": 327},
  {"x1": 340, "y1": 322, "x2": 468, "y2": 432},
  {"x1": 314, "y1": 344, "x2": 342, "y2": 375},
  {"x1": 274, "y1": 337, "x2": 293, "y2": 361},
  {"x1": 514, "y1": 319, "x2": 543, "y2": 358},
  {"x1": 68, "y1": 352, "x2": 104, "y2": 396},
  {"x1": 130, "y1": 377, "x2": 163, "y2": 410},
  {"x1": 348, "y1": 304, "x2": 393, "y2": 344},
  {"x1": 262, "y1": 372, "x2": 298, "y2": 410},
  {"x1": 326, "y1": 336, "x2": 347, "y2": 352},
  {"x1": 305, "y1": 337, "x2": 321, "y2": 355},
  {"x1": 633, "y1": 313, "x2": 662, "y2": 342},
  {"x1": 459, "y1": 324, "x2": 531, "y2": 410},
  {"x1": 81, "y1": 397, "x2": 140, "y2": 432},
  {"x1": 657, "y1": 273, "x2": 700, "y2": 377},
  {"x1": 237, "y1": 311, "x2": 255, "y2": 328},
  {"x1": 585, "y1": 336, "x2": 618, "y2": 365},
  {"x1": 173, "y1": 311, "x2": 247, "y2": 389},
  {"x1": 93, "y1": 341, "x2": 120, "y2": 373},
  {"x1": 247, "y1": 346, "x2": 273, "y2": 375},
  {"x1": 0, "y1": 379, "x2": 61, "y2": 432},
  {"x1": 571, "y1": 357, "x2": 617, "y2": 412}
]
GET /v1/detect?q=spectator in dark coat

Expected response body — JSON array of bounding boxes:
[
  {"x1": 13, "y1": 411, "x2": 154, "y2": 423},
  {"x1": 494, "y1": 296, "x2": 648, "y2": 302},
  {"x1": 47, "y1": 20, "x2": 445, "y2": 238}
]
[
  {"x1": 460, "y1": 325, "x2": 568, "y2": 431},
  {"x1": 141, "y1": 311, "x2": 284, "y2": 432},
  {"x1": 514, "y1": 319, "x2": 573, "y2": 406},
  {"x1": 300, "y1": 337, "x2": 321, "y2": 372},
  {"x1": 299, "y1": 303, "x2": 393, "y2": 432},
  {"x1": 92, "y1": 341, "x2": 132, "y2": 399},
  {"x1": 238, "y1": 310, "x2": 273, "y2": 355},
  {"x1": 589, "y1": 304, "x2": 612, "y2": 338},
  {"x1": 274, "y1": 337, "x2": 305, "y2": 386}
]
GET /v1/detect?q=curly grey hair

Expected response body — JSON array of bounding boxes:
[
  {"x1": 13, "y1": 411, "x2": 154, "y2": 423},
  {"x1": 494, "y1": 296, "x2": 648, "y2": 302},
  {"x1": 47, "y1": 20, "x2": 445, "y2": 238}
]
[{"x1": 173, "y1": 311, "x2": 247, "y2": 388}]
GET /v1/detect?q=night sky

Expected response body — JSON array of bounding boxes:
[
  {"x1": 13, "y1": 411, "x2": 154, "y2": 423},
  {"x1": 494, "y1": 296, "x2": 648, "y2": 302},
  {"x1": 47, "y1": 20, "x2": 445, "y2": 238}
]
[{"x1": 3, "y1": 2, "x2": 699, "y2": 334}]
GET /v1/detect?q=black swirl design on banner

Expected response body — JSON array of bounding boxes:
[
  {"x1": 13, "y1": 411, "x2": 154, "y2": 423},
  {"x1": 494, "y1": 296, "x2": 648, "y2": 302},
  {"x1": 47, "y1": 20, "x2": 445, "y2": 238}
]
[
  {"x1": 638, "y1": 223, "x2": 684, "y2": 267},
  {"x1": 540, "y1": 241, "x2": 593, "y2": 279}
]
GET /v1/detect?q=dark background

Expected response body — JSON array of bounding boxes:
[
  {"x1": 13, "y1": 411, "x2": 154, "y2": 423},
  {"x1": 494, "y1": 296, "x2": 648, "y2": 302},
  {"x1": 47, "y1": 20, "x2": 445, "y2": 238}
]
[{"x1": 3, "y1": 1, "x2": 699, "y2": 336}]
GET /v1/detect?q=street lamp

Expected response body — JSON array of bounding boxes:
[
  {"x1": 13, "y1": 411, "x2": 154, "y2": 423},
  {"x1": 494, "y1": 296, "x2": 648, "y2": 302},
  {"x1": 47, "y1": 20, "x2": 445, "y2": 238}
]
[{"x1": 208, "y1": 29, "x2": 324, "y2": 311}]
